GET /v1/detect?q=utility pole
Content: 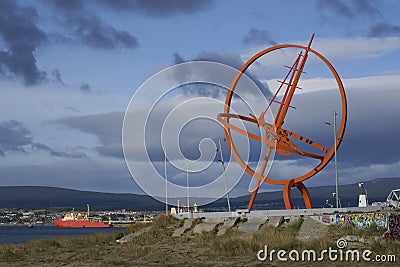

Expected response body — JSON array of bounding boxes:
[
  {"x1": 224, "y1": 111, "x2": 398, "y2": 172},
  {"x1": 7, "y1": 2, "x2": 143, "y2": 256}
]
[
  {"x1": 165, "y1": 150, "x2": 168, "y2": 215},
  {"x1": 325, "y1": 111, "x2": 340, "y2": 208},
  {"x1": 218, "y1": 138, "x2": 231, "y2": 212},
  {"x1": 326, "y1": 112, "x2": 340, "y2": 208},
  {"x1": 186, "y1": 145, "x2": 190, "y2": 212},
  {"x1": 333, "y1": 111, "x2": 339, "y2": 208}
]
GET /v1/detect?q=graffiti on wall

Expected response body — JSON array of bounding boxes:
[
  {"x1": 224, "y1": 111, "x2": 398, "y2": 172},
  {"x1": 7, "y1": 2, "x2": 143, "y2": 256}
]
[
  {"x1": 317, "y1": 212, "x2": 388, "y2": 228},
  {"x1": 351, "y1": 213, "x2": 387, "y2": 228},
  {"x1": 316, "y1": 212, "x2": 400, "y2": 240},
  {"x1": 321, "y1": 215, "x2": 331, "y2": 224},
  {"x1": 388, "y1": 214, "x2": 400, "y2": 240}
]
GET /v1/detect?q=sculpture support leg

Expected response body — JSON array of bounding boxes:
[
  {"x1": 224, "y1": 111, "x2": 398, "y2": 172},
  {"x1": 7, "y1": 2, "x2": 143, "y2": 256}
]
[
  {"x1": 283, "y1": 179, "x2": 295, "y2": 209},
  {"x1": 249, "y1": 178, "x2": 313, "y2": 211},
  {"x1": 294, "y1": 182, "x2": 313, "y2": 209},
  {"x1": 283, "y1": 180, "x2": 313, "y2": 210},
  {"x1": 248, "y1": 148, "x2": 273, "y2": 211},
  {"x1": 247, "y1": 180, "x2": 261, "y2": 210}
]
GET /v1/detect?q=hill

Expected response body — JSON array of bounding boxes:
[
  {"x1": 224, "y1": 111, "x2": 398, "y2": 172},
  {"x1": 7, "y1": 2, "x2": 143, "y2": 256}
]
[
  {"x1": 0, "y1": 177, "x2": 399, "y2": 210},
  {"x1": 0, "y1": 186, "x2": 162, "y2": 210},
  {"x1": 226, "y1": 177, "x2": 400, "y2": 209}
]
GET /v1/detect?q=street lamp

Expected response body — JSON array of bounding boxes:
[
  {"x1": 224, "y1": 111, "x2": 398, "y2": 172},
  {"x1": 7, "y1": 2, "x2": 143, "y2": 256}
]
[
  {"x1": 218, "y1": 138, "x2": 231, "y2": 212},
  {"x1": 325, "y1": 111, "x2": 340, "y2": 209}
]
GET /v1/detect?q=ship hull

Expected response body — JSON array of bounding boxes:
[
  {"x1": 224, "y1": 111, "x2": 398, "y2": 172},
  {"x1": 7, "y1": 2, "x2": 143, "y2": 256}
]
[{"x1": 54, "y1": 219, "x2": 111, "y2": 228}]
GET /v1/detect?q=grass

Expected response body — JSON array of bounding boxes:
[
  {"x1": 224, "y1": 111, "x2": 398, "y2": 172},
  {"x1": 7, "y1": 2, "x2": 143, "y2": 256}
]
[
  {"x1": 193, "y1": 216, "x2": 305, "y2": 256},
  {"x1": 124, "y1": 221, "x2": 150, "y2": 235},
  {"x1": 328, "y1": 222, "x2": 387, "y2": 237},
  {"x1": 0, "y1": 215, "x2": 399, "y2": 266},
  {"x1": 370, "y1": 238, "x2": 400, "y2": 257},
  {"x1": 0, "y1": 230, "x2": 124, "y2": 265},
  {"x1": 121, "y1": 214, "x2": 181, "y2": 261}
]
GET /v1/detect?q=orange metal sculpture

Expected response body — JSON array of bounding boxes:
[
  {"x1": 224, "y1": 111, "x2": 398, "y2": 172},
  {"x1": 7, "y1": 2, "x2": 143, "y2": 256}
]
[{"x1": 218, "y1": 34, "x2": 347, "y2": 210}]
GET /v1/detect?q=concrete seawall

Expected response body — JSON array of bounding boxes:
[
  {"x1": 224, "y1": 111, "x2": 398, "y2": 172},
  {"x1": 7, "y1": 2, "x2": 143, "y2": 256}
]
[{"x1": 170, "y1": 207, "x2": 399, "y2": 239}]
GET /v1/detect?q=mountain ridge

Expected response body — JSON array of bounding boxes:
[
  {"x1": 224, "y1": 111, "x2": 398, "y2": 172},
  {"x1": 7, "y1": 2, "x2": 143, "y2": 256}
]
[{"x1": 1, "y1": 177, "x2": 399, "y2": 210}]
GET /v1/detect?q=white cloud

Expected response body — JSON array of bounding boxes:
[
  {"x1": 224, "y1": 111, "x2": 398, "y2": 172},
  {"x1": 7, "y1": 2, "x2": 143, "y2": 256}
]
[
  {"x1": 0, "y1": 81, "x2": 128, "y2": 152},
  {"x1": 241, "y1": 37, "x2": 400, "y2": 81},
  {"x1": 263, "y1": 74, "x2": 400, "y2": 95},
  {"x1": 340, "y1": 161, "x2": 400, "y2": 182},
  {"x1": 312, "y1": 37, "x2": 400, "y2": 60},
  {"x1": 243, "y1": 36, "x2": 400, "y2": 64}
]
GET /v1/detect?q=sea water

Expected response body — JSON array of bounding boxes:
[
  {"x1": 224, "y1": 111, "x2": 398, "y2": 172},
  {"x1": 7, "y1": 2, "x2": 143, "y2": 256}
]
[{"x1": 0, "y1": 225, "x2": 122, "y2": 244}]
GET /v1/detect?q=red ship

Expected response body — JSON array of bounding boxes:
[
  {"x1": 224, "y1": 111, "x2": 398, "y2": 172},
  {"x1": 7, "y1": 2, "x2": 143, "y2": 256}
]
[{"x1": 54, "y1": 205, "x2": 111, "y2": 228}]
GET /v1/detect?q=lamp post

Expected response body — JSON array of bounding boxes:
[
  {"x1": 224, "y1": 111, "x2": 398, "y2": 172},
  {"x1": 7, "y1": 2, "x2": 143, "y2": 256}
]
[
  {"x1": 325, "y1": 111, "x2": 339, "y2": 208},
  {"x1": 218, "y1": 138, "x2": 231, "y2": 213}
]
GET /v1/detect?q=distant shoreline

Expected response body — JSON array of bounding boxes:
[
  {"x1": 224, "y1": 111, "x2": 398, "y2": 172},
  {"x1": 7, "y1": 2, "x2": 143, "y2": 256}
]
[{"x1": 0, "y1": 223, "x2": 52, "y2": 227}]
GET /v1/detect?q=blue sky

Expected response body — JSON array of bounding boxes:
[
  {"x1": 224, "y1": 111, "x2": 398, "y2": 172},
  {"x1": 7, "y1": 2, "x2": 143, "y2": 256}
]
[{"x1": 1, "y1": 0, "x2": 400, "y2": 202}]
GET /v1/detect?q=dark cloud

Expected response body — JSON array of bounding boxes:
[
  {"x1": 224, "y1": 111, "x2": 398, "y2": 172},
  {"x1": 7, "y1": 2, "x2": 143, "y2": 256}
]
[
  {"x1": 32, "y1": 142, "x2": 51, "y2": 151},
  {"x1": 54, "y1": 106, "x2": 229, "y2": 162},
  {"x1": 45, "y1": 0, "x2": 83, "y2": 12},
  {"x1": 169, "y1": 51, "x2": 238, "y2": 96},
  {"x1": 316, "y1": 0, "x2": 353, "y2": 19},
  {"x1": 52, "y1": 68, "x2": 65, "y2": 85},
  {"x1": 80, "y1": 83, "x2": 91, "y2": 93},
  {"x1": 50, "y1": 150, "x2": 88, "y2": 159},
  {"x1": 316, "y1": 0, "x2": 381, "y2": 20},
  {"x1": 47, "y1": 1, "x2": 139, "y2": 50},
  {"x1": 55, "y1": 112, "x2": 124, "y2": 158},
  {"x1": 369, "y1": 23, "x2": 400, "y2": 37},
  {"x1": 352, "y1": 0, "x2": 383, "y2": 18},
  {"x1": 170, "y1": 50, "x2": 270, "y2": 98},
  {"x1": 46, "y1": 0, "x2": 212, "y2": 50},
  {"x1": 74, "y1": 15, "x2": 139, "y2": 50},
  {"x1": 0, "y1": 120, "x2": 32, "y2": 154},
  {"x1": 98, "y1": 0, "x2": 214, "y2": 17},
  {"x1": 242, "y1": 28, "x2": 276, "y2": 46},
  {"x1": 196, "y1": 51, "x2": 245, "y2": 70},
  {"x1": 279, "y1": 86, "x2": 400, "y2": 167},
  {"x1": 170, "y1": 50, "x2": 271, "y2": 98},
  {"x1": 0, "y1": 1, "x2": 47, "y2": 85},
  {"x1": 0, "y1": 120, "x2": 86, "y2": 158},
  {"x1": 173, "y1": 52, "x2": 185, "y2": 64},
  {"x1": 31, "y1": 142, "x2": 88, "y2": 159},
  {"x1": 195, "y1": 50, "x2": 271, "y2": 97}
]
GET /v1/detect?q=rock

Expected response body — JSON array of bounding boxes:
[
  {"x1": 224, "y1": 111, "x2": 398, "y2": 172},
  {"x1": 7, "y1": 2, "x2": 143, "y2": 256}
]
[
  {"x1": 267, "y1": 216, "x2": 284, "y2": 227},
  {"x1": 116, "y1": 226, "x2": 152, "y2": 244},
  {"x1": 193, "y1": 218, "x2": 224, "y2": 234},
  {"x1": 298, "y1": 216, "x2": 329, "y2": 240},
  {"x1": 216, "y1": 217, "x2": 239, "y2": 236},
  {"x1": 172, "y1": 218, "x2": 194, "y2": 237},
  {"x1": 282, "y1": 216, "x2": 301, "y2": 227},
  {"x1": 238, "y1": 217, "x2": 268, "y2": 233}
]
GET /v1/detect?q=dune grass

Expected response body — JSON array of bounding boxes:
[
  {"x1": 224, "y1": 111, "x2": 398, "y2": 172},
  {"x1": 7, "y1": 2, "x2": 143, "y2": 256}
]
[
  {"x1": 0, "y1": 215, "x2": 399, "y2": 266},
  {"x1": 194, "y1": 217, "x2": 305, "y2": 257},
  {"x1": 0, "y1": 233, "x2": 120, "y2": 266},
  {"x1": 328, "y1": 222, "x2": 387, "y2": 237}
]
